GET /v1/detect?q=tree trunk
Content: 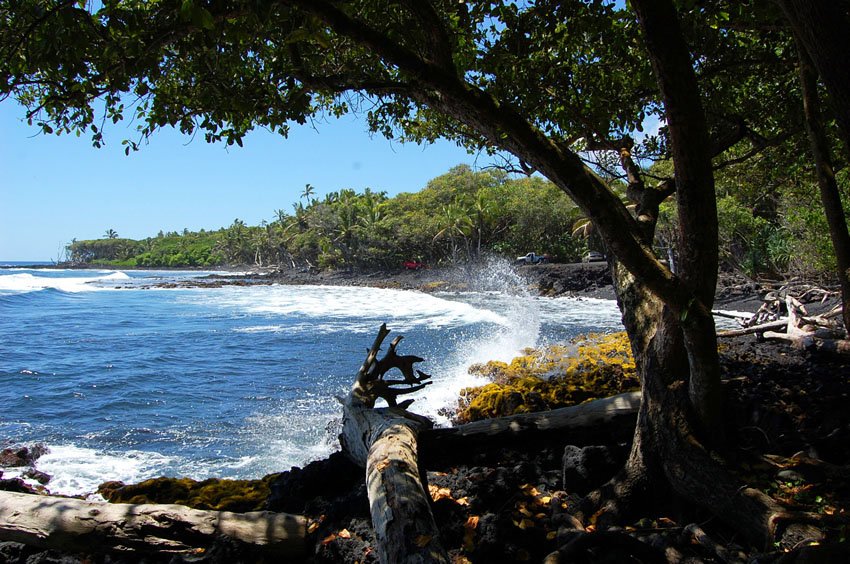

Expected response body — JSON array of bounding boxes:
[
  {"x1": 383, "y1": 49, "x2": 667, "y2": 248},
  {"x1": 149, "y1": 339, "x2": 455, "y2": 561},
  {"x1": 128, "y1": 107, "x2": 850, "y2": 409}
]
[
  {"x1": 631, "y1": 0, "x2": 722, "y2": 447},
  {"x1": 339, "y1": 325, "x2": 449, "y2": 564},
  {"x1": 575, "y1": 1, "x2": 824, "y2": 550},
  {"x1": 0, "y1": 491, "x2": 305, "y2": 558},
  {"x1": 796, "y1": 39, "x2": 850, "y2": 334}
]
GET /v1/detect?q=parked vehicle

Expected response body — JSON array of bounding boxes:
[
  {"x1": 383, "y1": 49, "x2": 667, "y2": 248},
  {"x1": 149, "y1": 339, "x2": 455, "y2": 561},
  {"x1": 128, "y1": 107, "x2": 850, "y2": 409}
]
[
  {"x1": 403, "y1": 260, "x2": 426, "y2": 270},
  {"x1": 582, "y1": 251, "x2": 605, "y2": 263},
  {"x1": 516, "y1": 252, "x2": 548, "y2": 265}
]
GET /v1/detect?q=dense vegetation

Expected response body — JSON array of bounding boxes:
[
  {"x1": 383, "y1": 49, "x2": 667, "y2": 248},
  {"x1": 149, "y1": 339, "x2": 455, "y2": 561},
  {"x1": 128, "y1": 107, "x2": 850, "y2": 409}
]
[
  {"x1": 66, "y1": 165, "x2": 588, "y2": 269},
  {"x1": 68, "y1": 160, "x2": 848, "y2": 280}
]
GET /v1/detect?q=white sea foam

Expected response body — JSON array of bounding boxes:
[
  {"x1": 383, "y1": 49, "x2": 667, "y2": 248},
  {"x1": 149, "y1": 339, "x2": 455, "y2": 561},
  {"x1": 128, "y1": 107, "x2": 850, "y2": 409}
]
[
  {"x1": 204, "y1": 284, "x2": 510, "y2": 331},
  {"x1": 713, "y1": 309, "x2": 754, "y2": 330},
  {"x1": 9, "y1": 444, "x2": 176, "y2": 496},
  {"x1": 0, "y1": 271, "x2": 130, "y2": 294}
]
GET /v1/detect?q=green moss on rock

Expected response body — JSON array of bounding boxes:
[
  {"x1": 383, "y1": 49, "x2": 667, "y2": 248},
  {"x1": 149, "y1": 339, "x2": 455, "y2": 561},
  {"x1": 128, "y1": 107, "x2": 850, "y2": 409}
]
[
  {"x1": 97, "y1": 473, "x2": 280, "y2": 512},
  {"x1": 456, "y1": 332, "x2": 639, "y2": 423}
]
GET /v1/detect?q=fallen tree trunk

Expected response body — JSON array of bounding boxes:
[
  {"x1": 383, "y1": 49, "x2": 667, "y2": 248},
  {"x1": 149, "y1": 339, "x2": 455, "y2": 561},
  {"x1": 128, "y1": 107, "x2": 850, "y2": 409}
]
[
  {"x1": 717, "y1": 319, "x2": 789, "y2": 337},
  {"x1": 0, "y1": 490, "x2": 305, "y2": 557},
  {"x1": 421, "y1": 392, "x2": 640, "y2": 466},
  {"x1": 339, "y1": 324, "x2": 449, "y2": 564},
  {"x1": 761, "y1": 296, "x2": 850, "y2": 354}
]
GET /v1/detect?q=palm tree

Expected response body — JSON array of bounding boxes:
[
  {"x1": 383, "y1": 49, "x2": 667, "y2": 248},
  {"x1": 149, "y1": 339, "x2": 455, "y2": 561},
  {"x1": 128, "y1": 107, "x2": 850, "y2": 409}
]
[
  {"x1": 471, "y1": 190, "x2": 494, "y2": 258},
  {"x1": 300, "y1": 183, "x2": 316, "y2": 203},
  {"x1": 433, "y1": 200, "x2": 473, "y2": 262},
  {"x1": 104, "y1": 229, "x2": 118, "y2": 239}
]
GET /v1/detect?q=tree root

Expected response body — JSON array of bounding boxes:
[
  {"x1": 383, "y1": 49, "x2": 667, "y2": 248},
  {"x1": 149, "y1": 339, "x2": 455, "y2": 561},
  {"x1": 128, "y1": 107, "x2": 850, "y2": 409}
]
[{"x1": 543, "y1": 530, "x2": 665, "y2": 564}]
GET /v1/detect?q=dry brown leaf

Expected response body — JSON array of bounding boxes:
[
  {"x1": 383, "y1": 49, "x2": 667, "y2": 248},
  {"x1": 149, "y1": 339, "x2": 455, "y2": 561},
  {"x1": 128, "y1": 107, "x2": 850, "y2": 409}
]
[
  {"x1": 321, "y1": 533, "x2": 337, "y2": 545},
  {"x1": 414, "y1": 535, "x2": 432, "y2": 547},
  {"x1": 338, "y1": 528, "x2": 351, "y2": 539},
  {"x1": 307, "y1": 521, "x2": 321, "y2": 534},
  {"x1": 546, "y1": 530, "x2": 558, "y2": 541},
  {"x1": 540, "y1": 495, "x2": 552, "y2": 504},
  {"x1": 514, "y1": 518, "x2": 536, "y2": 530},
  {"x1": 429, "y1": 485, "x2": 453, "y2": 502},
  {"x1": 463, "y1": 516, "x2": 479, "y2": 552},
  {"x1": 519, "y1": 483, "x2": 541, "y2": 497}
]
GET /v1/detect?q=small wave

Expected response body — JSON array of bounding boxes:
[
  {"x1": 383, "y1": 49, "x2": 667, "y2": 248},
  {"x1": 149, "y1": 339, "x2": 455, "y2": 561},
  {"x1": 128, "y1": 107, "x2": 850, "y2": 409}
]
[
  {"x1": 0, "y1": 271, "x2": 130, "y2": 295},
  {"x1": 8, "y1": 444, "x2": 176, "y2": 496},
  {"x1": 199, "y1": 285, "x2": 509, "y2": 330}
]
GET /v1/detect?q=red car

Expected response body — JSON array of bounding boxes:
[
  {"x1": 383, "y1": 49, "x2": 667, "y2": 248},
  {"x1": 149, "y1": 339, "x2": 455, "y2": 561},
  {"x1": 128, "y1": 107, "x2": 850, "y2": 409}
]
[{"x1": 403, "y1": 260, "x2": 425, "y2": 270}]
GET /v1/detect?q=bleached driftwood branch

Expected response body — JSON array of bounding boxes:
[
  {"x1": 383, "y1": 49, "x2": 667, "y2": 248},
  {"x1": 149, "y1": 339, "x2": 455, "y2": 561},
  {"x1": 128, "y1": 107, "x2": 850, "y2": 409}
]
[
  {"x1": 0, "y1": 491, "x2": 305, "y2": 557},
  {"x1": 718, "y1": 288, "x2": 848, "y2": 353},
  {"x1": 340, "y1": 324, "x2": 448, "y2": 564}
]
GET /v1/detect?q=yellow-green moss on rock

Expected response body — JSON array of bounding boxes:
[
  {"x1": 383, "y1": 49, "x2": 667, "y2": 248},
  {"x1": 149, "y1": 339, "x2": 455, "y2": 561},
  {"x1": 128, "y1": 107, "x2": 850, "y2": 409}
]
[
  {"x1": 97, "y1": 473, "x2": 280, "y2": 512},
  {"x1": 456, "y1": 332, "x2": 638, "y2": 423}
]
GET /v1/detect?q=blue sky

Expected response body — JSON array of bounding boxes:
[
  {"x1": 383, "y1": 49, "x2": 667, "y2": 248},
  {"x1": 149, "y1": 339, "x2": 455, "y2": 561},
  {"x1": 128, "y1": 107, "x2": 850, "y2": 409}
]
[{"x1": 0, "y1": 101, "x2": 496, "y2": 262}]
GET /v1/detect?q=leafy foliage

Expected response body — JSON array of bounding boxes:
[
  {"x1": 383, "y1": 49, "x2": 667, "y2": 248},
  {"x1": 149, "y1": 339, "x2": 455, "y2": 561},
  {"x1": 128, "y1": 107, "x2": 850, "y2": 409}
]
[{"x1": 65, "y1": 165, "x2": 588, "y2": 268}]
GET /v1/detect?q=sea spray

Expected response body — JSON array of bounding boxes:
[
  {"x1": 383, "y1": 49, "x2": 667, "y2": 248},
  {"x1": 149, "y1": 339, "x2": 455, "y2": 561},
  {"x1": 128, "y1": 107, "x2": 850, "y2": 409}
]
[
  {"x1": 0, "y1": 270, "x2": 130, "y2": 294},
  {"x1": 410, "y1": 257, "x2": 545, "y2": 425}
]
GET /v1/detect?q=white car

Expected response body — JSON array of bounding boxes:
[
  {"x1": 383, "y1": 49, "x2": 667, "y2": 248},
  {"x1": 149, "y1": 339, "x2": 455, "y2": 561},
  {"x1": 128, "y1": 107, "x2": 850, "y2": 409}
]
[{"x1": 516, "y1": 252, "x2": 548, "y2": 264}]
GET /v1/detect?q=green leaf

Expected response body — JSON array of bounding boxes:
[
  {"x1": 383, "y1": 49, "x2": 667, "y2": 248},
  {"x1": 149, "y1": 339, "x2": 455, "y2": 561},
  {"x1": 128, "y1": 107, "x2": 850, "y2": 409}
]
[
  {"x1": 194, "y1": 8, "x2": 215, "y2": 30},
  {"x1": 680, "y1": 298, "x2": 696, "y2": 322},
  {"x1": 180, "y1": 0, "x2": 194, "y2": 21}
]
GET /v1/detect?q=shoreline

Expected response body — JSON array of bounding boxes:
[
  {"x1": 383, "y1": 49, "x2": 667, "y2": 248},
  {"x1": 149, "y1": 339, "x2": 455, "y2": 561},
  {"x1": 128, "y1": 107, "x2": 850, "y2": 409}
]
[{"x1": 6, "y1": 260, "x2": 779, "y2": 312}]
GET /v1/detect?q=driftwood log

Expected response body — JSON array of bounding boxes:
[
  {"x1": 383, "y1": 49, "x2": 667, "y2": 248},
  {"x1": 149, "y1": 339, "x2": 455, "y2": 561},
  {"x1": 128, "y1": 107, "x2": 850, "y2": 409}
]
[
  {"x1": 0, "y1": 490, "x2": 305, "y2": 557},
  {"x1": 421, "y1": 392, "x2": 640, "y2": 466},
  {"x1": 718, "y1": 289, "x2": 849, "y2": 353},
  {"x1": 338, "y1": 324, "x2": 449, "y2": 564}
]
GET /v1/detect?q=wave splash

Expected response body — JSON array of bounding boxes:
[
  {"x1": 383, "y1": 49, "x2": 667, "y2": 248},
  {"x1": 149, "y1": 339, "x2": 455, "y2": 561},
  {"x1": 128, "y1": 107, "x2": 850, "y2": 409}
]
[{"x1": 0, "y1": 271, "x2": 130, "y2": 295}]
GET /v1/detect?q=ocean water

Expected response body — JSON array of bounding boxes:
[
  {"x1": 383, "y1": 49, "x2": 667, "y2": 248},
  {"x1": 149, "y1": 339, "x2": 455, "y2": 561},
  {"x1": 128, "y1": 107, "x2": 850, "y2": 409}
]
[{"x1": 0, "y1": 263, "x2": 627, "y2": 496}]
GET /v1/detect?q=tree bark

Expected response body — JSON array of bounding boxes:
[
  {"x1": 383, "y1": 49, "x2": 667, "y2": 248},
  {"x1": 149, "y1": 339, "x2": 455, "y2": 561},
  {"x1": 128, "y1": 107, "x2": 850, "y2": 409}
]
[
  {"x1": 339, "y1": 325, "x2": 449, "y2": 564},
  {"x1": 0, "y1": 491, "x2": 305, "y2": 557},
  {"x1": 631, "y1": 0, "x2": 723, "y2": 447},
  {"x1": 795, "y1": 38, "x2": 850, "y2": 335}
]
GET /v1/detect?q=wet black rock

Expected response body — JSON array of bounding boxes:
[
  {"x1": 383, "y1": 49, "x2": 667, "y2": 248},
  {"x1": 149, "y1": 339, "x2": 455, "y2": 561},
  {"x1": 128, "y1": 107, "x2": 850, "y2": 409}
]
[
  {"x1": 0, "y1": 477, "x2": 38, "y2": 494},
  {"x1": 266, "y1": 451, "x2": 363, "y2": 514}
]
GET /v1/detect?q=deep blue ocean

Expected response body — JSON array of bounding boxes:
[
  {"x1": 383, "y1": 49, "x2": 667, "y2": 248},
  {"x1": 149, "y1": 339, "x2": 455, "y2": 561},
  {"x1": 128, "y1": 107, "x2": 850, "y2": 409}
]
[{"x1": 0, "y1": 262, "x2": 626, "y2": 496}]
